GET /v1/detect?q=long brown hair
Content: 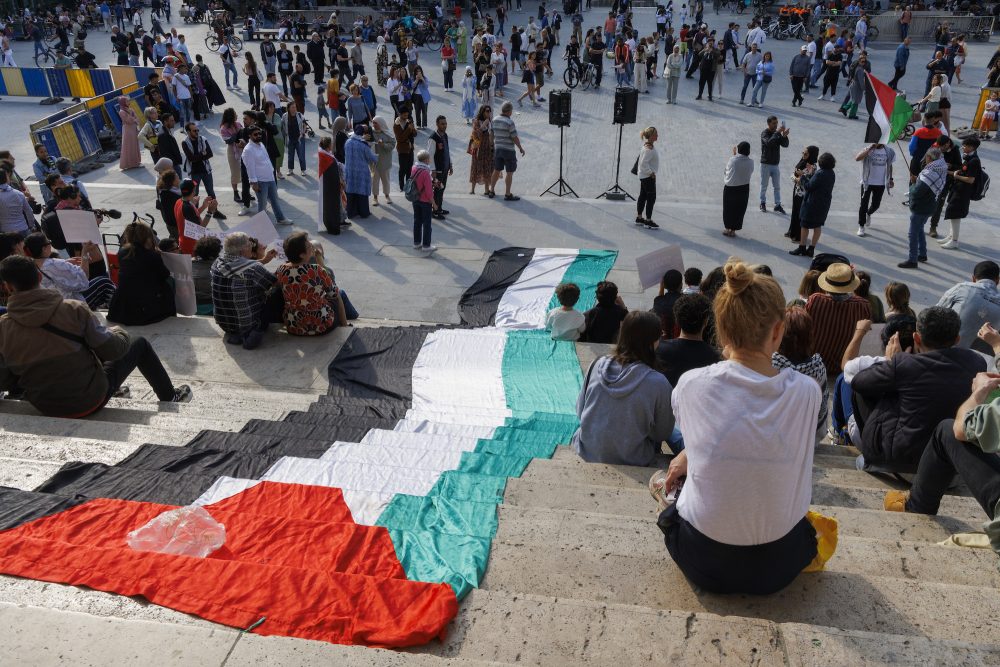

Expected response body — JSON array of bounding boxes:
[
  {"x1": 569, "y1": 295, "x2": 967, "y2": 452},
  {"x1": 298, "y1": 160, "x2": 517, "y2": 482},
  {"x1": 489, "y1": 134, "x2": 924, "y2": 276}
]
[
  {"x1": 779, "y1": 306, "x2": 814, "y2": 364},
  {"x1": 612, "y1": 311, "x2": 661, "y2": 369}
]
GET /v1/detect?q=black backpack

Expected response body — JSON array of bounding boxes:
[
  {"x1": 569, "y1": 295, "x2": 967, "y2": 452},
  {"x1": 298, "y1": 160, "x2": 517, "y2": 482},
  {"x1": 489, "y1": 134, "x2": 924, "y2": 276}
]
[
  {"x1": 972, "y1": 167, "x2": 990, "y2": 201},
  {"x1": 809, "y1": 253, "x2": 851, "y2": 273}
]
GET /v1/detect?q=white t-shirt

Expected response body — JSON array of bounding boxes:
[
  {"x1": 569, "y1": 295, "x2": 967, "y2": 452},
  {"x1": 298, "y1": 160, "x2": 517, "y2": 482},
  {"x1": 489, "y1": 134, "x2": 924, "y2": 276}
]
[
  {"x1": 262, "y1": 81, "x2": 283, "y2": 107},
  {"x1": 822, "y1": 40, "x2": 835, "y2": 58},
  {"x1": 545, "y1": 307, "x2": 585, "y2": 341},
  {"x1": 805, "y1": 40, "x2": 816, "y2": 64},
  {"x1": 861, "y1": 145, "x2": 895, "y2": 186},
  {"x1": 173, "y1": 73, "x2": 192, "y2": 100},
  {"x1": 673, "y1": 361, "x2": 821, "y2": 546}
]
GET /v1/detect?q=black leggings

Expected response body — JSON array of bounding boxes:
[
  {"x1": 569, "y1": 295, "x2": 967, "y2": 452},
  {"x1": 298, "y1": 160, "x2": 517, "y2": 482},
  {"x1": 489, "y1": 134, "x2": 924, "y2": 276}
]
[
  {"x1": 248, "y1": 75, "x2": 261, "y2": 109},
  {"x1": 398, "y1": 151, "x2": 414, "y2": 190},
  {"x1": 822, "y1": 74, "x2": 839, "y2": 97},
  {"x1": 412, "y1": 94, "x2": 428, "y2": 127},
  {"x1": 637, "y1": 176, "x2": 656, "y2": 219}
]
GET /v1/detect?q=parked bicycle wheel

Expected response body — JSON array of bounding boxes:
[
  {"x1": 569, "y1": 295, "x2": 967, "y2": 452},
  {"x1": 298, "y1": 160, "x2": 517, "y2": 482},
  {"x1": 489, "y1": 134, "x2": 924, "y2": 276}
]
[
  {"x1": 229, "y1": 34, "x2": 243, "y2": 50},
  {"x1": 204, "y1": 34, "x2": 220, "y2": 51},
  {"x1": 425, "y1": 31, "x2": 441, "y2": 50},
  {"x1": 564, "y1": 65, "x2": 579, "y2": 88},
  {"x1": 867, "y1": 25, "x2": 879, "y2": 42},
  {"x1": 34, "y1": 50, "x2": 54, "y2": 68}
]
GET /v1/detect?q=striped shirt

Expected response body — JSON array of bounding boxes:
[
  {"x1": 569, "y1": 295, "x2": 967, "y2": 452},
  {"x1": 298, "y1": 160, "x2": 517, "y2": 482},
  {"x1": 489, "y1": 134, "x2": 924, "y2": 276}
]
[
  {"x1": 491, "y1": 115, "x2": 518, "y2": 152},
  {"x1": 805, "y1": 292, "x2": 872, "y2": 376}
]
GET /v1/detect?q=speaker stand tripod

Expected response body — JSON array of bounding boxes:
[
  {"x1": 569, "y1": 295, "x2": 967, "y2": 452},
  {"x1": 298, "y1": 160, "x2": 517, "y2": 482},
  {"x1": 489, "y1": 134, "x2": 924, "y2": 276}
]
[
  {"x1": 597, "y1": 123, "x2": 634, "y2": 201},
  {"x1": 540, "y1": 125, "x2": 578, "y2": 198}
]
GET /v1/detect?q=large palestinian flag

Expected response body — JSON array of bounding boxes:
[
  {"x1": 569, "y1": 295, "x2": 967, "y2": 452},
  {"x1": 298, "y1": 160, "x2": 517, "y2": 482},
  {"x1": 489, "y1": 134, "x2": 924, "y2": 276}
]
[
  {"x1": 0, "y1": 248, "x2": 617, "y2": 648},
  {"x1": 864, "y1": 72, "x2": 913, "y2": 145}
]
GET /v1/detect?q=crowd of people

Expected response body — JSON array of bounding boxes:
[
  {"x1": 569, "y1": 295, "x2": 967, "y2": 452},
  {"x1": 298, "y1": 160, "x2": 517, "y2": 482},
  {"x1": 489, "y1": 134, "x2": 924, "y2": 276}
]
[{"x1": 565, "y1": 256, "x2": 1000, "y2": 592}]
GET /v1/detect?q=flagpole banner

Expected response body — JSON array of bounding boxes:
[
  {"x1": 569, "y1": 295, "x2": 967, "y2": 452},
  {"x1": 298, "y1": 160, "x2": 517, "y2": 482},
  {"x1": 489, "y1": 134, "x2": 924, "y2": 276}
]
[
  {"x1": 0, "y1": 246, "x2": 618, "y2": 649},
  {"x1": 865, "y1": 72, "x2": 913, "y2": 145}
]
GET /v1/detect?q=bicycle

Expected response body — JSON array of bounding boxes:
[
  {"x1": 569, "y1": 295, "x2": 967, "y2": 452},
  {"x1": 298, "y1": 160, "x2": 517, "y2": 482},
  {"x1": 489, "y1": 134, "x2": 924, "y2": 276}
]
[
  {"x1": 34, "y1": 40, "x2": 76, "y2": 67},
  {"x1": 411, "y1": 23, "x2": 441, "y2": 50},
  {"x1": 205, "y1": 31, "x2": 242, "y2": 53},
  {"x1": 563, "y1": 59, "x2": 595, "y2": 90}
]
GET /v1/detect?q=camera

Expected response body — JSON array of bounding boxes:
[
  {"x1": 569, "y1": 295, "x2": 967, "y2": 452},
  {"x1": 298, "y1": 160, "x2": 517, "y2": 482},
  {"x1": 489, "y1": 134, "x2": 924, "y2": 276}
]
[{"x1": 93, "y1": 208, "x2": 122, "y2": 219}]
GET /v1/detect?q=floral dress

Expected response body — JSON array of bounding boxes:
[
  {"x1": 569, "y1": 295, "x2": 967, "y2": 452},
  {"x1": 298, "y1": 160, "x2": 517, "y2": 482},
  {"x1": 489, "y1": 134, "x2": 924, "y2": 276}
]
[
  {"x1": 469, "y1": 117, "x2": 494, "y2": 185},
  {"x1": 376, "y1": 41, "x2": 389, "y2": 86},
  {"x1": 276, "y1": 263, "x2": 338, "y2": 336}
]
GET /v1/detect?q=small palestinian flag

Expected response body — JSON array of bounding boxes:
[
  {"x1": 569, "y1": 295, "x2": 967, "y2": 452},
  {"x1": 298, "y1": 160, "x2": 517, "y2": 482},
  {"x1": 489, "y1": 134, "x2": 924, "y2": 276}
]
[
  {"x1": 865, "y1": 73, "x2": 912, "y2": 145},
  {"x1": 318, "y1": 148, "x2": 342, "y2": 235}
]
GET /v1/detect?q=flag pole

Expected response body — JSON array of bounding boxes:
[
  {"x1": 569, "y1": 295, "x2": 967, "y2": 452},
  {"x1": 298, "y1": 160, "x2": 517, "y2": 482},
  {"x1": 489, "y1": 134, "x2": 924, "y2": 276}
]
[{"x1": 895, "y1": 140, "x2": 911, "y2": 174}]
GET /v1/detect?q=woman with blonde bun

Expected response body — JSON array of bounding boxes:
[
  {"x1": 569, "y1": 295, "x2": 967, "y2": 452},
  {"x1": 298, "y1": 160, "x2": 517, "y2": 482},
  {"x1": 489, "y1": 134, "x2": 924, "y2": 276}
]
[{"x1": 650, "y1": 260, "x2": 824, "y2": 594}]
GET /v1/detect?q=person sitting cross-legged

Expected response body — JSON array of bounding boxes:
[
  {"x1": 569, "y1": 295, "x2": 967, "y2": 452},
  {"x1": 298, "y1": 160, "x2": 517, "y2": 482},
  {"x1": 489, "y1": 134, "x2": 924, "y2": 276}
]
[
  {"x1": 275, "y1": 231, "x2": 348, "y2": 336},
  {"x1": 650, "y1": 260, "x2": 824, "y2": 595},
  {"x1": 0, "y1": 255, "x2": 191, "y2": 417},
  {"x1": 210, "y1": 232, "x2": 279, "y2": 350},
  {"x1": 885, "y1": 324, "x2": 1000, "y2": 559},
  {"x1": 852, "y1": 306, "x2": 987, "y2": 475},
  {"x1": 22, "y1": 233, "x2": 116, "y2": 311}
]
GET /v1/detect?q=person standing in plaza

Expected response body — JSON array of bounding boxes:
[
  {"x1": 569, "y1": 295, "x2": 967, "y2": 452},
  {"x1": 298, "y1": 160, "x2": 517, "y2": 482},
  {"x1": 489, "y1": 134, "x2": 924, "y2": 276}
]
[
  {"x1": 938, "y1": 137, "x2": 983, "y2": 251},
  {"x1": 261, "y1": 34, "x2": 277, "y2": 76},
  {"x1": 469, "y1": 105, "x2": 495, "y2": 196},
  {"x1": 427, "y1": 115, "x2": 453, "y2": 220},
  {"x1": 854, "y1": 142, "x2": 894, "y2": 238},
  {"x1": 789, "y1": 45, "x2": 810, "y2": 107},
  {"x1": 738, "y1": 42, "x2": 761, "y2": 106},
  {"x1": 282, "y1": 101, "x2": 307, "y2": 176},
  {"x1": 394, "y1": 104, "x2": 417, "y2": 190},
  {"x1": 888, "y1": 37, "x2": 910, "y2": 91},
  {"x1": 219, "y1": 36, "x2": 240, "y2": 90},
  {"x1": 242, "y1": 126, "x2": 290, "y2": 225},
  {"x1": 410, "y1": 150, "x2": 436, "y2": 254},
  {"x1": 899, "y1": 147, "x2": 947, "y2": 268},
  {"x1": 344, "y1": 126, "x2": 377, "y2": 219},
  {"x1": 664, "y1": 45, "x2": 683, "y2": 104},
  {"x1": 370, "y1": 117, "x2": 396, "y2": 207},
  {"x1": 749, "y1": 50, "x2": 774, "y2": 107},
  {"x1": 118, "y1": 97, "x2": 143, "y2": 171},
  {"x1": 759, "y1": 116, "x2": 789, "y2": 214},
  {"x1": 722, "y1": 141, "x2": 754, "y2": 237},
  {"x1": 790, "y1": 152, "x2": 836, "y2": 257},
  {"x1": 490, "y1": 102, "x2": 525, "y2": 201},
  {"x1": 899, "y1": 5, "x2": 912, "y2": 40},
  {"x1": 181, "y1": 123, "x2": 226, "y2": 220},
  {"x1": 635, "y1": 127, "x2": 660, "y2": 230}
]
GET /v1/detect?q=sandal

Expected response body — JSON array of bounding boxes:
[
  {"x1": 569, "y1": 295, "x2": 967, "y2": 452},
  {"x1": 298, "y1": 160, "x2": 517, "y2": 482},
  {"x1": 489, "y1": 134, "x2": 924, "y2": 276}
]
[{"x1": 649, "y1": 470, "x2": 671, "y2": 512}]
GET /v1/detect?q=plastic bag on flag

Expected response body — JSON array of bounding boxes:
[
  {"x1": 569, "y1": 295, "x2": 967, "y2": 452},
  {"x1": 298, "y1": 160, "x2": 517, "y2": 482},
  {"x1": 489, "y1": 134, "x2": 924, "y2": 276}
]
[{"x1": 126, "y1": 505, "x2": 226, "y2": 558}]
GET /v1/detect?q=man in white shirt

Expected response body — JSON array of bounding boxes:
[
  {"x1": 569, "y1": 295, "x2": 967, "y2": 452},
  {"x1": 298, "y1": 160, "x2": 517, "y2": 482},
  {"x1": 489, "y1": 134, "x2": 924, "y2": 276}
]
[
  {"x1": 804, "y1": 34, "x2": 817, "y2": 91},
  {"x1": 173, "y1": 62, "x2": 194, "y2": 126},
  {"x1": 855, "y1": 143, "x2": 895, "y2": 237},
  {"x1": 854, "y1": 15, "x2": 868, "y2": 50},
  {"x1": 261, "y1": 72, "x2": 287, "y2": 109},
  {"x1": 745, "y1": 21, "x2": 765, "y2": 52},
  {"x1": 241, "y1": 127, "x2": 291, "y2": 225}
]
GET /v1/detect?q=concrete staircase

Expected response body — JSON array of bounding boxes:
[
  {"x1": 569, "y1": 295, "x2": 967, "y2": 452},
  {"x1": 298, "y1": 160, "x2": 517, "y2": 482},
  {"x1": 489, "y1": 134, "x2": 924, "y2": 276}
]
[{"x1": 1, "y1": 334, "x2": 998, "y2": 665}]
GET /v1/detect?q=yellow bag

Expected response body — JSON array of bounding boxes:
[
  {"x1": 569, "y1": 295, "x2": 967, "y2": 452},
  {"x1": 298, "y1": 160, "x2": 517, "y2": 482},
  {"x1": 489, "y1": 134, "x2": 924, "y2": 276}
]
[{"x1": 802, "y1": 510, "x2": 838, "y2": 573}]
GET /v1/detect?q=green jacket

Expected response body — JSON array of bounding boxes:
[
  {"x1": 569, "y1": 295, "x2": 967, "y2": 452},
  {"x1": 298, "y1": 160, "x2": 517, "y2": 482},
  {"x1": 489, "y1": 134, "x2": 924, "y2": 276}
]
[{"x1": 961, "y1": 360, "x2": 1000, "y2": 560}]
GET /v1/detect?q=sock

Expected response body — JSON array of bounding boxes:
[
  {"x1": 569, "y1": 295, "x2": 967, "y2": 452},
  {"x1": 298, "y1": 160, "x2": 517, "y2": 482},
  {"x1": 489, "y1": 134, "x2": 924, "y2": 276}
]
[{"x1": 950, "y1": 220, "x2": 961, "y2": 242}]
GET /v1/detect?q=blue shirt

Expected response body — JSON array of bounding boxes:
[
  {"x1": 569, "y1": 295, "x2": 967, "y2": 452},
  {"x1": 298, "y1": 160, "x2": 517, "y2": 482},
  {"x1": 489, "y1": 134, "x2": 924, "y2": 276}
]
[
  {"x1": 343, "y1": 135, "x2": 376, "y2": 195},
  {"x1": 894, "y1": 43, "x2": 909, "y2": 69}
]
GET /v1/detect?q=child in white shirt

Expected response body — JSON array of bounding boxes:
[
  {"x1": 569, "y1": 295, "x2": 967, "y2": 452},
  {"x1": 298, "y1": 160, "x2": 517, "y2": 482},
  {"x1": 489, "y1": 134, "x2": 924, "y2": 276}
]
[{"x1": 546, "y1": 282, "x2": 586, "y2": 341}]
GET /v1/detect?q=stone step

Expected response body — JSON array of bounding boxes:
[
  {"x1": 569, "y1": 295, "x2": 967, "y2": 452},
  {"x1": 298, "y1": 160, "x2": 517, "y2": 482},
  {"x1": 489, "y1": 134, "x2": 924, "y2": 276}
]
[
  {"x1": 501, "y1": 478, "x2": 986, "y2": 530},
  {"x1": 0, "y1": 398, "x2": 269, "y2": 428},
  {"x1": 0, "y1": 404, "x2": 244, "y2": 433},
  {"x1": 0, "y1": 604, "x2": 504, "y2": 666},
  {"x1": 0, "y1": 432, "x2": 184, "y2": 468},
  {"x1": 0, "y1": 458, "x2": 65, "y2": 491},
  {"x1": 535, "y1": 454, "x2": 968, "y2": 496},
  {"x1": 0, "y1": 413, "x2": 202, "y2": 445},
  {"x1": 415, "y1": 588, "x2": 1000, "y2": 664},
  {"x1": 103, "y1": 377, "x2": 319, "y2": 412}
]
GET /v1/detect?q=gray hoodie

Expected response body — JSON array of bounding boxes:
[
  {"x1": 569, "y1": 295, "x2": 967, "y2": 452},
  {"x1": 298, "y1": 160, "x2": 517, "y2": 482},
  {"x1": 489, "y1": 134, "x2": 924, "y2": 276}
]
[{"x1": 571, "y1": 355, "x2": 675, "y2": 466}]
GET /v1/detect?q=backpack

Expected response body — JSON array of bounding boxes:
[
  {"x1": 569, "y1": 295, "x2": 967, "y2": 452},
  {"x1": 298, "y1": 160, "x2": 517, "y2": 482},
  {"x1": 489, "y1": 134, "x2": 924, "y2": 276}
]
[
  {"x1": 809, "y1": 253, "x2": 851, "y2": 273},
  {"x1": 403, "y1": 174, "x2": 419, "y2": 202},
  {"x1": 972, "y1": 167, "x2": 990, "y2": 201}
]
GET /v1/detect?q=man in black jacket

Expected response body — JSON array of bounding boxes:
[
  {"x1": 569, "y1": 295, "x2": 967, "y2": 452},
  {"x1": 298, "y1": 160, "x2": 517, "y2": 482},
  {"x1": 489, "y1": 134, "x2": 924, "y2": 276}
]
[
  {"x1": 759, "y1": 116, "x2": 789, "y2": 214},
  {"x1": 853, "y1": 306, "x2": 987, "y2": 474},
  {"x1": 157, "y1": 112, "x2": 183, "y2": 173},
  {"x1": 306, "y1": 32, "x2": 327, "y2": 85}
]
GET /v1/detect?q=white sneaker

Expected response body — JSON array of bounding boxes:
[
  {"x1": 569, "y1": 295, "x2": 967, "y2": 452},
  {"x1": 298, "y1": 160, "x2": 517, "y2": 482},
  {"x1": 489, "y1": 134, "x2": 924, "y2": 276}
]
[
  {"x1": 421, "y1": 245, "x2": 438, "y2": 253},
  {"x1": 866, "y1": 213, "x2": 872, "y2": 226},
  {"x1": 413, "y1": 242, "x2": 422, "y2": 249},
  {"x1": 856, "y1": 226, "x2": 867, "y2": 237},
  {"x1": 277, "y1": 218, "x2": 293, "y2": 226},
  {"x1": 936, "y1": 235, "x2": 952, "y2": 244},
  {"x1": 817, "y1": 94, "x2": 825, "y2": 100},
  {"x1": 237, "y1": 207, "x2": 253, "y2": 216},
  {"x1": 941, "y1": 240, "x2": 960, "y2": 249}
]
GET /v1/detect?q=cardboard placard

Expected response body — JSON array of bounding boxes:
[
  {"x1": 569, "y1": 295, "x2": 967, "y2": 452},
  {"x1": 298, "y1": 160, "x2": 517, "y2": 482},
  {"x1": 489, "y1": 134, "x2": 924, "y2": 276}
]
[
  {"x1": 160, "y1": 250, "x2": 196, "y2": 316},
  {"x1": 57, "y1": 210, "x2": 102, "y2": 245},
  {"x1": 636, "y1": 245, "x2": 684, "y2": 291}
]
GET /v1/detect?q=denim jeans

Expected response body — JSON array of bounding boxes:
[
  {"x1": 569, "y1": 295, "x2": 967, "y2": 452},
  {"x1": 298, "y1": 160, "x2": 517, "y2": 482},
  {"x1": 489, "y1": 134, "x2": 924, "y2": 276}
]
[
  {"x1": 413, "y1": 200, "x2": 432, "y2": 247},
  {"x1": 287, "y1": 136, "x2": 306, "y2": 171},
  {"x1": 193, "y1": 172, "x2": 216, "y2": 199},
  {"x1": 750, "y1": 79, "x2": 769, "y2": 105},
  {"x1": 223, "y1": 62, "x2": 238, "y2": 87},
  {"x1": 759, "y1": 163, "x2": 781, "y2": 206},
  {"x1": 907, "y1": 211, "x2": 929, "y2": 261},
  {"x1": 809, "y1": 61, "x2": 823, "y2": 86},
  {"x1": 740, "y1": 74, "x2": 756, "y2": 101},
  {"x1": 256, "y1": 180, "x2": 286, "y2": 220},
  {"x1": 177, "y1": 97, "x2": 193, "y2": 125}
]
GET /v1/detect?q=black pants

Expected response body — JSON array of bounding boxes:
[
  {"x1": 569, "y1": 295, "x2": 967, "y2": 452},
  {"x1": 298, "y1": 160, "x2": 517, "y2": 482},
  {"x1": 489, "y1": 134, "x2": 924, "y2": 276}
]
[
  {"x1": 637, "y1": 176, "x2": 656, "y2": 219},
  {"x1": 412, "y1": 94, "x2": 428, "y2": 127},
  {"x1": 104, "y1": 336, "x2": 175, "y2": 401},
  {"x1": 859, "y1": 184, "x2": 885, "y2": 227},
  {"x1": 398, "y1": 151, "x2": 413, "y2": 190},
  {"x1": 907, "y1": 420, "x2": 1000, "y2": 520},
  {"x1": 433, "y1": 171, "x2": 448, "y2": 210},
  {"x1": 239, "y1": 161, "x2": 252, "y2": 208},
  {"x1": 443, "y1": 67, "x2": 454, "y2": 89},
  {"x1": 591, "y1": 59, "x2": 603, "y2": 86},
  {"x1": 822, "y1": 74, "x2": 838, "y2": 97},
  {"x1": 730, "y1": 47, "x2": 739, "y2": 69},
  {"x1": 697, "y1": 70, "x2": 715, "y2": 99},
  {"x1": 311, "y1": 59, "x2": 325, "y2": 85},
  {"x1": 248, "y1": 75, "x2": 261, "y2": 109},
  {"x1": 930, "y1": 180, "x2": 953, "y2": 227},
  {"x1": 888, "y1": 66, "x2": 906, "y2": 89},
  {"x1": 658, "y1": 502, "x2": 817, "y2": 595},
  {"x1": 787, "y1": 193, "x2": 804, "y2": 239},
  {"x1": 791, "y1": 76, "x2": 805, "y2": 105},
  {"x1": 279, "y1": 70, "x2": 291, "y2": 95}
]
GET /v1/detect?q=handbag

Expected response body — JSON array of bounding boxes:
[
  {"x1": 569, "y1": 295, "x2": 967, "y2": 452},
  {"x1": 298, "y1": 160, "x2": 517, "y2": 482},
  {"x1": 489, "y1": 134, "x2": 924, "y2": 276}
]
[
  {"x1": 762, "y1": 74, "x2": 772, "y2": 83},
  {"x1": 630, "y1": 155, "x2": 639, "y2": 175}
]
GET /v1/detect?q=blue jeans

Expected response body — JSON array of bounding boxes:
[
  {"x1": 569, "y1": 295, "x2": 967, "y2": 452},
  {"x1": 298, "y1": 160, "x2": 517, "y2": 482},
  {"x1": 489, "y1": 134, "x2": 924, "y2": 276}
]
[
  {"x1": 256, "y1": 180, "x2": 286, "y2": 220},
  {"x1": 223, "y1": 62, "x2": 238, "y2": 87},
  {"x1": 34, "y1": 39, "x2": 45, "y2": 57},
  {"x1": 907, "y1": 212, "x2": 929, "y2": 262},
  {"x1": 413, "y1": 200, "x2": 432, "y2": 247},
  {"x1": 178, "y1": 97, "x2": 192, "y2": 125},
  {"x1": 759, "y1": 163, "x2": 781, "y2": 206},
  {"x1": 740, "y1": 74, "x2": 756, "y2": 101},
  {"x1": 831, "y1": 373, "x2": 853, "y2": 438},
  {"x1": 750, "y1": 79, "x2": 769, "y2": 105},
  {"x1": 193, "y1": 172, "x2": 216, "y2": 199},
  {"x1": 287, "y1": 136, "x2": 306, "y2": 171},
  {"x1": 809, "y1": 60, "x2": 823, "y2": 86}
]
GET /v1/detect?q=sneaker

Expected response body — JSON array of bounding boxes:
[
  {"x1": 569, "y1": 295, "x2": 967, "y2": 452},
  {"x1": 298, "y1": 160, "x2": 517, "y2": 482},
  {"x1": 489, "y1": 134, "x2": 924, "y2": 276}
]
[
  {"x1": 773, "y1": 204, "x2": 786, "y2": 214},
  {"x1": 242, "y1": 329, "x2": 264, "y2": 350},
  {"x1": 112, "y1": 385, "x2": 131, "y2": 398},
  {"x1": 759, "y1": 202, "x2": 767, "y2": 212},
  {"x1": 413, "y1": 242, "x2": 422, "y2": 249},
  {"x1": 856, "y1": 226, "x2": 867, "y2": 237},
  {"x1": 817, "y1": 94, "x2": 825, "y2": 100},
  {"x1": 940, "y1": 240, "x2": 959, "y2": 249},
  {"x1": 883, "y1": 490, "x2": 909, "y2": 512},
  {"x1": 340, "y1": 220, "x2": 353, "y2": 227},
  {"x1": 277, "y1": 218, "x2": 293, "y2": 226},
  {"x1": 789, "y1": 246, "x2": 809, "y2": 256},
  {"x1": 504, "y1": 194, "x2": 520, "y2": 201},
  {"x1": 648, "y1": 470, "x2": 672, "y2": 512},
  {"x1": 918, "y1": 255, "x2": 928, "y2": 262},
  {"x1": 212, "y1": 211, "x2": 227, "y2": 220},
  {"x1": 169, "y1": 384, "x2": 193, "y2": 403},
  {"x1": 432, "y1": 212, "x2": 446, "y2": 220},
  {"x1": 928, "y1": 228, "x2": 939, "y2": 238},
  {"x1": 865, "y1": 213, "x2": 872, "y2": 226},
  {"x1": 439, "y1": 209, "x2": 451, "y2": 215},
  {"x1": 634, "y1": 216, "x2": 645, "y2": 226},
  {"x1": 237, "y1": 207, "x2": 253, "y2": 216},
  {"x1": 223, "y1": 333, "x2": 243, "y2": 345},
  {"x1": 421, "y1": 244, "x2": 438, "y2": 253},
  {"x1": 936, "y1": 235, "x2": 951, "y2": 244},
  {"x1": 897, "y1": 260, "x2": 919, "y2": 269},
  {"x1": 642, "y1": 220, "x2": 660, "y2": 229}
]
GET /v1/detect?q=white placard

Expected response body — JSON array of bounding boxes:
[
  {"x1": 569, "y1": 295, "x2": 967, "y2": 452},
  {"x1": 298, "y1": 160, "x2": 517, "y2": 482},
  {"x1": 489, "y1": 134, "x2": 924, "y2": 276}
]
[
  {"x1": 57, "y1": 210, "x2": 102, "y2": 245},
  {"x1": 182, "y1": 220, "x2": 213, "y2": 241},
  {"x1": 636, "y1": 245, "x2": 684, "y2": 291},
  {"x1": 160, "y1": 250, "x2": 196, "y2": 316},
  {"x1": 227, "y1": 211, "x2": 285, "y2": 261}
]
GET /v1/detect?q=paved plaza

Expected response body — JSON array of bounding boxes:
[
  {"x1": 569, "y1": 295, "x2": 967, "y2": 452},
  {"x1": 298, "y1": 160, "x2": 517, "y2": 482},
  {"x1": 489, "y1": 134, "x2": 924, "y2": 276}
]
[{"x1": 5, "y1": 6, "x2": 999, "y2": 322}]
